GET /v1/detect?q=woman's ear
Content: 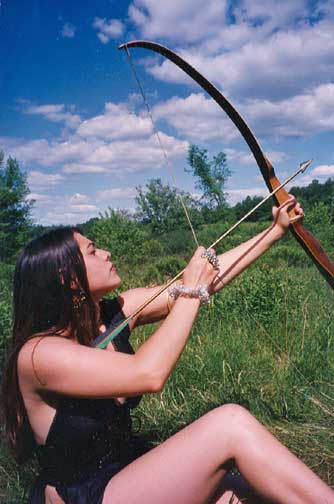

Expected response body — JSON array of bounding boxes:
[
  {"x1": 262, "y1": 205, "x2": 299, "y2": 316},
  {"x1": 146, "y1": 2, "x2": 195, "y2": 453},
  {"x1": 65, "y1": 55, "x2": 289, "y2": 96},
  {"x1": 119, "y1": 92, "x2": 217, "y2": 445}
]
[
  {"x1": 58, "y1": 268, "x2": 65, "y2": 285},
  {"x1": 58, "y1": 269, "x2": 77, "y2": 289}
]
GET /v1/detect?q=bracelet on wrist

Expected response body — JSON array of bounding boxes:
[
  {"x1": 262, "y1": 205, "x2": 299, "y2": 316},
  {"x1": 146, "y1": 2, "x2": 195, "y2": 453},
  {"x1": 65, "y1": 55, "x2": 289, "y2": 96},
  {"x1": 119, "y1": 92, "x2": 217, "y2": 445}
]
[{"x1": 168, "y1": 282, "x2": 210, "y2": 307}]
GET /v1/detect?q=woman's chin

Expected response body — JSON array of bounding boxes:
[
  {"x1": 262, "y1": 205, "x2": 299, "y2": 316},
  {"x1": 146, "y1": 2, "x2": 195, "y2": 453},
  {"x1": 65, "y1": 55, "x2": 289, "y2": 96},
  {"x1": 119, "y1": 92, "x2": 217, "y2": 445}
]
[
  {"x1": 113, "y1": 275, "x2": 122, "y2": 288},
  {"x1": 107, "y1": 277, "x2": 122, "y2": 293},
  {"x1": 113, "y1": 277, "x2": 122, "y2": 289}
]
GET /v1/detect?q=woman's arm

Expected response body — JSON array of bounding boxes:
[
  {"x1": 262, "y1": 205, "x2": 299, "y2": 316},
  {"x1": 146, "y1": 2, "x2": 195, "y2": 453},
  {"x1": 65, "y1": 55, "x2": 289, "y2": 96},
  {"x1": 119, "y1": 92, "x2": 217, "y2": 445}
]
[
  {"x1": 121, "y1": 198, "x2": 304, "y2": 324},
  {"x1": 18, "y1": 249, "x2": 217, "y2": 398},
  {"x1": 212, "y1": 198, "x2": 304, "y2": 293}
]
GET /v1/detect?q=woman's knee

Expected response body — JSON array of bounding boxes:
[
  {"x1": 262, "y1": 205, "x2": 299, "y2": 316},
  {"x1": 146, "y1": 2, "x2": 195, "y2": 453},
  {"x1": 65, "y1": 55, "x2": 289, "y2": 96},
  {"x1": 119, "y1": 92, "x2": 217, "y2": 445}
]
[
  {"x1": 204, "y1": 404, "x2": 257, "y2": 443},
  {"x1": 210, "y1": 403, "x2": 254, "y2": 426}
]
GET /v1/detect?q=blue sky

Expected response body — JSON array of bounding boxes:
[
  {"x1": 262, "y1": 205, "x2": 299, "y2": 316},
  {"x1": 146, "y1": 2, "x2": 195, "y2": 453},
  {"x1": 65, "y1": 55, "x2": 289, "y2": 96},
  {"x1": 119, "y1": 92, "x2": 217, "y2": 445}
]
[{"x1": 1, "y1": 0, "x2": 334, "y2": 225}]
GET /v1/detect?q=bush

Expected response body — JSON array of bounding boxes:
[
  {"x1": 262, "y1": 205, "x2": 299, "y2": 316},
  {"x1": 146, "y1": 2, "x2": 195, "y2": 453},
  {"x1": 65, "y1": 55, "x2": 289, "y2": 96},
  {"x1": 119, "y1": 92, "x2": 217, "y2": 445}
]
[
  {"x1": 90, "y1": 209, "x2": 147, "y2": 265},
  {"x1": 0, "y1": 263, "x2": 14, "y2": 361}
]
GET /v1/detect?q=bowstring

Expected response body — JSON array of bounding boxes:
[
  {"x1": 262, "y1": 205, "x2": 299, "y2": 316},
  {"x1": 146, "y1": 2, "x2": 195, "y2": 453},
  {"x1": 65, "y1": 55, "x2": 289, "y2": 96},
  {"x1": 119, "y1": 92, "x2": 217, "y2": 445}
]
[{"x1": 124, "y1": 45, "x2": 199, "y2": 248}]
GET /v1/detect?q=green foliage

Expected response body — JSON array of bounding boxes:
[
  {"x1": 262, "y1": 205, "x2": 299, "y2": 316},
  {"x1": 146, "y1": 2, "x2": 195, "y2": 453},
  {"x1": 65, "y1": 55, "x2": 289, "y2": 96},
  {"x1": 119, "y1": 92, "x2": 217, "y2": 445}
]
[
  {"x1": 186, "y1": 145, "x2": 231, "y2": 209},
  {"x1": 291, "y1": 177, "x2": 334, "y2": 209},
  {"x1": 89, "y1": 209, "x2": 147, "y2": 265},
  {"x1": 141, "y1": 256, "x2": 186, "y2": 285},
  {"x1": 0, "y1": 152, "x2": 34, "y2": 262},
  {"x1": 135, "y1": 178, "x2": 202, "y2": 234},
  {"x1": 141, "y1": 239, "x2": 164, "y2": 258},
  {"x1": 78, "y1": 217, "x2": 100, "y2": 238},
  {"x1": 302, "y1": 201, "x2": 334, "y2": 252},
  {"x1": 0, "y1": 263, "x2": 14, "y2": 362},
  {"x1": 234, "y1": 195, "x2": 272, "y2": 222},
  {"x1": 156, "y1": 228, "x2": 195, "y2": 255}
]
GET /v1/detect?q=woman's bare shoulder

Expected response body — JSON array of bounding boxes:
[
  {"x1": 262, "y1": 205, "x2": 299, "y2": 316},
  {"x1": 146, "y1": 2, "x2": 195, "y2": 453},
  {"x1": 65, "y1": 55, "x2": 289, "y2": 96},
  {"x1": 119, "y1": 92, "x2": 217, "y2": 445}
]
[{"x1": 17, "y1": 336, "x2": 77, "y2": 384}]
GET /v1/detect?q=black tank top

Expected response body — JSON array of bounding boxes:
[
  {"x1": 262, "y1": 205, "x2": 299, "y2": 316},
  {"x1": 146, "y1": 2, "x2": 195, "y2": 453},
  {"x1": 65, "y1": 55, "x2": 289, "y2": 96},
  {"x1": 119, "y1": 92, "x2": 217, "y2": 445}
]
[{"x1": 35, "y1": 298, "x2": 143, "y2": 487}]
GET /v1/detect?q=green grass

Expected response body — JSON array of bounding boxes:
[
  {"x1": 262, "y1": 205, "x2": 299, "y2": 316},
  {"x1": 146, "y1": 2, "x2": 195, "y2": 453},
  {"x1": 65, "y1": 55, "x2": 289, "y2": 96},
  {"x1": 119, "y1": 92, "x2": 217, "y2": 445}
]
[{"x1": 130, "y1": 257, "x2": 334, "y2": 484}]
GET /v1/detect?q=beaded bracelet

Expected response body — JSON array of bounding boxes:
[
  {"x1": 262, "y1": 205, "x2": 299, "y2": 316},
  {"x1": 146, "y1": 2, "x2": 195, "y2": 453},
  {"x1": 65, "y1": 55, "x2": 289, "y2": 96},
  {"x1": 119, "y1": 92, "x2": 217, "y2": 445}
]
[{"x1": 168, "y1": 282, "x2": 210, "y2": 306}]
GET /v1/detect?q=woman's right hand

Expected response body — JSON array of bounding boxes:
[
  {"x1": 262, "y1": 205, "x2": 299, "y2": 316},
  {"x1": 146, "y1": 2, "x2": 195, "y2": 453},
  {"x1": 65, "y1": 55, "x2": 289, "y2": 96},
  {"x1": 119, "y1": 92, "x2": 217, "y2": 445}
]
[{"x1": 182, "y1": 246, "x2": 219, "y2": 290}]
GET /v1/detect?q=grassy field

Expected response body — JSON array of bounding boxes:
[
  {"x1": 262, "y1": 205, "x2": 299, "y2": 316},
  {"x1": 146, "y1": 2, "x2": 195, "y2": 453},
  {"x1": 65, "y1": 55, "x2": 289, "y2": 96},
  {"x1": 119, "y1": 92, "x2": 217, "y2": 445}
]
[{"x1": 0, "y1": 223, "x2": 333, "y2": 502}]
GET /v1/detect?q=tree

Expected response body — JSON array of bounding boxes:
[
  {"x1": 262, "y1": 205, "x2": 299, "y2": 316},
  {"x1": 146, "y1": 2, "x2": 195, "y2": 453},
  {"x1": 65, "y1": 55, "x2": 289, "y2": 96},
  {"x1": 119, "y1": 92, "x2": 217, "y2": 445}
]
[
  {"x1": 90, "y1": 208, "x2": 147, "y2": 265},
  {"x1": 186, "y1": 145, "x2": 231, "y2": 209},
  {"x1": 135, "y1": 178, "x2": 202, "y2": 234},
  {"x1": 0, "y1": 151, "x2": 34, "y2": 261},
  {"x1": 233, "y1": 195, "x2": 272, "y2": 222}
]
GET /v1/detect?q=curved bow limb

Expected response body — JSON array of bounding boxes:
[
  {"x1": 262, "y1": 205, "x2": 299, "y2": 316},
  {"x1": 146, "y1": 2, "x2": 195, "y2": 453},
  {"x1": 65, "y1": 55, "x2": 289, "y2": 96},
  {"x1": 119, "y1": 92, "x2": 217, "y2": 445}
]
[{"x1": 119, "y1": 40, "x2": 334, "y2": 290}]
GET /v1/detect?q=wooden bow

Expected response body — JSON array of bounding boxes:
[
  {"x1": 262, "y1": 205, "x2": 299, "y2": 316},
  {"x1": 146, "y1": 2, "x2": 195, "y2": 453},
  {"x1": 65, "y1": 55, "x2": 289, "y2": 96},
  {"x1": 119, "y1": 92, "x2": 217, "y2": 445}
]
[{"x1": 119, "y1": 40, "x2": 334, "y2": 290}]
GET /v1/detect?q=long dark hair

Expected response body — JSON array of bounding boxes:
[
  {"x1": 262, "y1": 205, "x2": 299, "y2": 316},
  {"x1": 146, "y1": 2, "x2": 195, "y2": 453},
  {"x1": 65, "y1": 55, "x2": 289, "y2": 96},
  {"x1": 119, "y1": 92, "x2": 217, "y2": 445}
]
[{"x1": 1, "y1": 227, "x2": 99, "y2": 463}]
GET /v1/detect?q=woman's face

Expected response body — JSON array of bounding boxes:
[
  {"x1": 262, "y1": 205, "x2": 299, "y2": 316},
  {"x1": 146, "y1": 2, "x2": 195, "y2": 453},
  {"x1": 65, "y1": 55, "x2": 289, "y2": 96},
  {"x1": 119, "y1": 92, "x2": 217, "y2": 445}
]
[{"x1": 75, "y1": 233, "x2": 121, "y2": 300}]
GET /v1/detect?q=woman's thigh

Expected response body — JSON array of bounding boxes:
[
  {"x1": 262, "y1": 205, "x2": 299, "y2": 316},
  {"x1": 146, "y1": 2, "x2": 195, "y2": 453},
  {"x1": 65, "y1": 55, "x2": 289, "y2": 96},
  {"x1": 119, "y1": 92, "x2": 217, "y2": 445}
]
[{"x1": 102, "y1": 405, "x2": 257, "y2": 504}]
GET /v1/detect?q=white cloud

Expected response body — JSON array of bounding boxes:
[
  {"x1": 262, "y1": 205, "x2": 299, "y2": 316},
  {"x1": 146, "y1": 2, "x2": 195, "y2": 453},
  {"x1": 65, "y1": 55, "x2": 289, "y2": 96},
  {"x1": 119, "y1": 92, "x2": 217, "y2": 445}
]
[
  {"x1": 3, "y1": 137, "x2": 99, "y2": 167},
  {"x1": 242, "y1": 83, "x2": 334, "y2": 137},
  {"x1": 39, "y1": 211, "x2": 92, "y2": 225},
  {"x1": 69, "y1": 193, "x2": 90, "y2": 204},
  {"x1": 83, "y1": 133, "x2": 188, "y2": 173},
  {"x1": 77, "y1": 102, "x2": 152, "y2": 140},
  {"x1": 225, "y1": 148, "x2": 287, "y2": 167},
  {"x1": 69, "y1": 204, "x2": 98, "y2": 213},
  {"x1": 96, "y1": 187, "x2": 137, "y2": 200},
  {"x1": 62, "y1": 163, "x2": 110, "y2": 174},
  {"x1": 311, "y1": 164, "x2": 334, "y2": 177},
  {"x1": 129, "y1": 0, "x2": 228, "y2": 44},
  {"x1": 1, "y1": 129, "x2": 188, "y2": 176},
  {"x1": 17, "y1": 100, "x2": 157, "y2": 176},
  {"x1": 32, "y1": 193, "x2": 99, "y2": 226},
  {"x1": 27, "y1": 193, "x2": 52, "y2": 204},
  {"x1": 265, "y1": 151, "x2": 289, "y2": 164},
  {"x1": 92, "y1": 17, "x2": 124, "y2": 44},
  {"x1": 289, "y1": 174, "x2": 314, "y2": 187},
  {"x1": 27, "y1": 170, "x2": 64, "y2": 189},
  {"x1": 24, "y1": 103, "x2": 81, "y2": 128},
  {"x1": 234, "y1": 0, "x2": 309, "y2": 30},
  {"x1": 140, "y1": 16, "x2": 334, "y2": 102},
  {"x1": 60, "y1": 22, "x2": 76, "y2": 39},
  {"x1": 152, "y1": 84, "x2": 334, "y2": 142},
  {"x1": 128, "y1": 0, "x2": 310, "y2": 47},
  {"x1": 227, "y1": 186, "x2": 268, "y2": 206},
  {"x1": 153, "y1": 93, "x2": 237, "y2": 142}
]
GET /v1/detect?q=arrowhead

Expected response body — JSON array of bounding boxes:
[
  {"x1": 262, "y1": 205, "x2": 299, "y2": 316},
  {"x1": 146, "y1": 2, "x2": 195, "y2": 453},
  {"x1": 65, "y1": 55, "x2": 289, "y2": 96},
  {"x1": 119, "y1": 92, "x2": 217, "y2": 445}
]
[{"x1": 300, "y1": 159, "x2": 313, "y2": 173}]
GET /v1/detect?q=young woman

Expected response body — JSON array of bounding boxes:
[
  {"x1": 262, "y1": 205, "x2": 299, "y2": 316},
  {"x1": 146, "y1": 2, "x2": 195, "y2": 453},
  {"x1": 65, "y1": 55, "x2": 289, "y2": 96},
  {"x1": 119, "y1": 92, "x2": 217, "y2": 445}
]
[{"x1": 2, "y1": 199, "x2": 333, "y2": 504}]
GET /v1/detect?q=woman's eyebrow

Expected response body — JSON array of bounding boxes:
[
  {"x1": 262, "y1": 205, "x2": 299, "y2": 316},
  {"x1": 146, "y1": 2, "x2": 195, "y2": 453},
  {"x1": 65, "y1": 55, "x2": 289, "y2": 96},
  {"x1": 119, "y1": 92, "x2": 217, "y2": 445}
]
[{"x1": 86, "y1": 241, "x2": 96, "y2": 250}]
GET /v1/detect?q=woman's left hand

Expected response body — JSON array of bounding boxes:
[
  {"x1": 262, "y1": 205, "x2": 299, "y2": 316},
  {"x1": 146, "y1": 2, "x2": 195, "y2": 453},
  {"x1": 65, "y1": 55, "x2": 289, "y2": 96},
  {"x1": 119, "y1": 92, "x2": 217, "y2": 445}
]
[{"x1": 272, "y1": 196, "x2": 304, "y2": 237}]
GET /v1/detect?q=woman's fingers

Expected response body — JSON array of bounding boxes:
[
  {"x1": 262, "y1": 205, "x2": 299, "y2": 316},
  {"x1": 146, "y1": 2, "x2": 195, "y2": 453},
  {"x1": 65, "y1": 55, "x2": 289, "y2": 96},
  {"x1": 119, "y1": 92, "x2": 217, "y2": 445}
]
[
  {"x1": 285, "y1": 194, "x2": 304, "y2": 217},
  {"x1": 272, "y1": 195, "x2": 304, "y2": 229},
  {"x1": 183, "y1": 247, "x2": 219, "y2": 288}
]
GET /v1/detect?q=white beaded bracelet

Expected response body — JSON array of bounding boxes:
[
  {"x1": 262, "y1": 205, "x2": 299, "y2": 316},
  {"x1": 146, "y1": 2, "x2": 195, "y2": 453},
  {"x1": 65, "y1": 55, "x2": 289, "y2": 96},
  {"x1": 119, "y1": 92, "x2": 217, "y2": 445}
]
[{"x1": 168, "y1": 283, "x2": 210, "y2": 306}]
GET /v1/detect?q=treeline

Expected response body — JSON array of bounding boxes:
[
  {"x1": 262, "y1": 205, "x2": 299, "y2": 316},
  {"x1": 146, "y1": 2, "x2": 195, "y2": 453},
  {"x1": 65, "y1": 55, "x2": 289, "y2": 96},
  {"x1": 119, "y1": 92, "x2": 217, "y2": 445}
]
[{"x1": 1, "y1": 146, "x2": 334, "y2": 264}]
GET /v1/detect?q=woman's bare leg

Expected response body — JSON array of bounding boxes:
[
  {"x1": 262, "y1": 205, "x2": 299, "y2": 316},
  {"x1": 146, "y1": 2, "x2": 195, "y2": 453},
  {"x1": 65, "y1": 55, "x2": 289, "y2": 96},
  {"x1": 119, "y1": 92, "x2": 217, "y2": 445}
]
[{"x1": 103, "y1": 404, "x2": 334, "y2": 504}]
